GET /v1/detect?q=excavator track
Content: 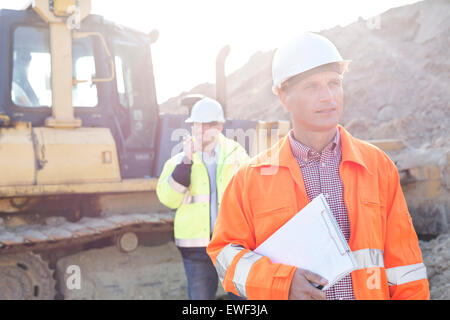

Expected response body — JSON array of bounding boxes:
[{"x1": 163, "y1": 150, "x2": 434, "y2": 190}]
[
  {"x1": 0, "y1": 212, "x2": 174, "y2": 255},
  {"x1": 0, "y1": 252, "x2": 56, "y2": 300}
]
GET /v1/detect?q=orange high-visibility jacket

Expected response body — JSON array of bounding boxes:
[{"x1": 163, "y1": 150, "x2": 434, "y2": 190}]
[{"x1": 207, "y1": 125, "x2": 429, "y2": 300}]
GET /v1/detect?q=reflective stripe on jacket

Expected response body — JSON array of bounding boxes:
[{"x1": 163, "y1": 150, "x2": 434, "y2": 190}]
[
  {"x1": 156, "y1": 133, "x2": 249, "y2": 247},
  {"x1": 207, "y1": 125, "x2": 429, "y2": 300}
]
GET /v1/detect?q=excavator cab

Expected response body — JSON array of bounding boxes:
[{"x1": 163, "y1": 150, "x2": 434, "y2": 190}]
[{"x1": 0, "y1": 6, "x2": 160, "y2": 179}]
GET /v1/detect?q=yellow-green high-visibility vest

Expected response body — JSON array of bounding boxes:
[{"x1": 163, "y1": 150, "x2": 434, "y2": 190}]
[{"x1": 156, "y1": 133, "x2": 249, "y2": 247}]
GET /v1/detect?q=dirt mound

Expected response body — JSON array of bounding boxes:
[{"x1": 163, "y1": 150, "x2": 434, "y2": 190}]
[{"x1": 160, "y1": 0, "x2": 449, "y2": 151}]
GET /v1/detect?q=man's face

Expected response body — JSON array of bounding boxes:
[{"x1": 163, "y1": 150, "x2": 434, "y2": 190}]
[
  {"x1": 279, "y1": 71, "x2": 344, "y2": 133},
  {"x1": 191, "y1": 122, "x2": 223, "y2": 149}
]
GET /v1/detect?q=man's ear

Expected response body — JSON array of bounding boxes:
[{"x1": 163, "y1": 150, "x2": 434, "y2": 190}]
[{"x1": 276, "y1": 88, "x2": 291, "y2": 113}]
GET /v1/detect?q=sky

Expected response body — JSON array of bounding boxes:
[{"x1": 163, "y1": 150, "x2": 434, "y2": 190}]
[{"x1": 1, "y1": 0, "x2": 422, "y2": 103}]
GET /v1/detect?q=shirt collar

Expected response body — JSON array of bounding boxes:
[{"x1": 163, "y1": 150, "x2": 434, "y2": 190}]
[{"x1": 288, "y1": 128, "x2": 340, "y2": 165}]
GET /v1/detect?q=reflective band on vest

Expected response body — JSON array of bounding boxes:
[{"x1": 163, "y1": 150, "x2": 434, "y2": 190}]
[
  {"x1": 353, "y1": 249, "x2": 427, "y2": 286},
  {"x1": 181, "y1": 193, "x2": 210, "y2": 205},
  {"x1": 216, "y1": 244, "x2": 245, "y2": 283},
  {"x1": 167, "y1": 175, "x2": 187, "y2": 194},
  {"x1": 175, "y1": 237, "x2": 210, "y2": 247},
  {"x1": 385, "y1": 263, "x2": 427, "y2": 286},
  {"x1": 353, "y1": 248, "x2": 385, "y2": 269},
  {"x1": 232, "y1": 251, "x2": 263, "y2": 298}
]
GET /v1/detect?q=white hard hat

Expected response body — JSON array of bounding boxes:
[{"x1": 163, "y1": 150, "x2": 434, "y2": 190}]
[
  {"x1": 272, "y1": 32, "x2": 348, "y2": 93},
  {"x1": 185, "y1": 97, "x2": 226, "y2": 123}
]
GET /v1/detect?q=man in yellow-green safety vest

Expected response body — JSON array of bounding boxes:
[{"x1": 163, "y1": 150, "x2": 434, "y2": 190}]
[{"x1": 156, "y1": 97, "x2": 249, "y2": 300}]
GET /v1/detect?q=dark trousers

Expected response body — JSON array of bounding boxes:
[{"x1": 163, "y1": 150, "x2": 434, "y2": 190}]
[{"x1": 178, "y1": 246, "x2": 245, "y2": 300}]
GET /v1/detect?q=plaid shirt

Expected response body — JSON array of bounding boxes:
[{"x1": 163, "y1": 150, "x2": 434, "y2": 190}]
[{"x1": 288, "y1": 128, "x2": 355, "y2": 300}]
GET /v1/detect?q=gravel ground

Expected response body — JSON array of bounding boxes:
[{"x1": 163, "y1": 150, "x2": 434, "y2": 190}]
[{"x1": 420, "y1": 232, "x2": 450, "y2": 300}]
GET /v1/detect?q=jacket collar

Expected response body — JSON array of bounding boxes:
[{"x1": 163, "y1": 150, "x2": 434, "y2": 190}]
[
  {"x1": 338, "y1": 125, "x2": 371, "y2": 173},
  {"x1": 216, "y1": 132, "x2": 238, "y2": 158},
  {"x1": 252, "y1": 125, "x2": 371, "y2": 174}
]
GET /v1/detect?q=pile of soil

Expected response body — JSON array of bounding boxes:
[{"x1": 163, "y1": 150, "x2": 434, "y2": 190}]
[{"x1": 161, "y1": 0, "x2": 449, "y2": 151}]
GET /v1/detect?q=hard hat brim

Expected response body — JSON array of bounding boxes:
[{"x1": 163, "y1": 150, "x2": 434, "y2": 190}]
[{"x1": 272, "y1": 59, "x2": 351, "y2": 95}]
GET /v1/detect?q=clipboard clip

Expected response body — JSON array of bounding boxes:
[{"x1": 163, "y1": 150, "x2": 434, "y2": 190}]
[{"x1": 320, "y1": 209, "x2": 347, "y2": 256}]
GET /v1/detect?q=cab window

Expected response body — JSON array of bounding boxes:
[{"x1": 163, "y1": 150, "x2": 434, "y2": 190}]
[
  {"x1": 72, "y1": 36, "x2": 98, "y2": 107},
  {"x1": 11, "y1": 26, "x2": 51, "y2": 107},
  {"x1": 11, "y1": 26, "x2": 98, "y2": 108},
  {"x1": 113, "y1": 40, "x2": 148, "y2": 109}
]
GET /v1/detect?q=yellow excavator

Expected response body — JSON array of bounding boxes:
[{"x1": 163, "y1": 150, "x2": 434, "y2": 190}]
[{"x1": 0, "y1": 0, "x2": 445, "y2": 299}]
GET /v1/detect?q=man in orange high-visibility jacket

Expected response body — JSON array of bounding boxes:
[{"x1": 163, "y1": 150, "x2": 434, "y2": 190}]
[{"x1": 206, "y1": 32, "x2": 429, "y2": 300}]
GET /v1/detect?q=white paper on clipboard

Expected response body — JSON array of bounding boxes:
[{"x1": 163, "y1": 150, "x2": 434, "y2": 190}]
[{"x1": 254, "y1": 194, "x2": 358, "y2": 290}]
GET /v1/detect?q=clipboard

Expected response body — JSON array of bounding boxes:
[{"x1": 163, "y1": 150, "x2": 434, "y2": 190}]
[{"x1": 254, "y1": 194, "x2": 358, "y2": 290}]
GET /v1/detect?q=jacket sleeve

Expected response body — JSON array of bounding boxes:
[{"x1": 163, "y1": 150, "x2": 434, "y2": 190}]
[
  {"x1": 156, "y1": 156, "x2": 189, "y2": 210},
  {"x1": 207, "y1": 166, "x2": 296, "y2": 300},
  {"x1": 384, "y1": 160, "x2": 430, "y2": 300}
]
